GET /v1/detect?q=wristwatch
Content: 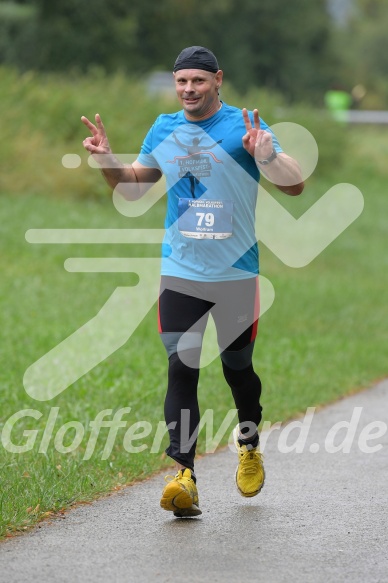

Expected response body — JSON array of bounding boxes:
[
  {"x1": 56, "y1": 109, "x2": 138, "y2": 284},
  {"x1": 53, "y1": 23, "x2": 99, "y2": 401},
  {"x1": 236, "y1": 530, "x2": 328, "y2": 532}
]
[{"x1": 256, "y1": 148, "x2": 278, "y2": 165}]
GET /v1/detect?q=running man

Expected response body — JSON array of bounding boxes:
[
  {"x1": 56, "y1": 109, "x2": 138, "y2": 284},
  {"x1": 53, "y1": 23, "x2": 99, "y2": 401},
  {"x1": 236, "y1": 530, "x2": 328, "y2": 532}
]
[{"x1": 82, "y1": 46, "x2": 304, "y2": 517}]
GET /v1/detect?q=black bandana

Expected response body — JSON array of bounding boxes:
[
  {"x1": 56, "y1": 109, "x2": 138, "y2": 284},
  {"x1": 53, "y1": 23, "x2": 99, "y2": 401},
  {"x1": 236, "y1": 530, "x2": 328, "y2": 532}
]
[{"x1": 173, "y1": 46, "x2": 219, "y2": 73}]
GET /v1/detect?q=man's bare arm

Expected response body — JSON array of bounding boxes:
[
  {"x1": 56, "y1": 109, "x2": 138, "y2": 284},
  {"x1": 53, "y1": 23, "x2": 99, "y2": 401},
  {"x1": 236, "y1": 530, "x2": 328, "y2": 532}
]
[
  {"x1": 81, "y1": 114, "x2": 162, "y2": 199},
  {"x1": 96, "y1": 158, "x2": 162, "y2": 200},
  {"x1": 257, "y1": 153, "x2": 304, "y2": 196}
]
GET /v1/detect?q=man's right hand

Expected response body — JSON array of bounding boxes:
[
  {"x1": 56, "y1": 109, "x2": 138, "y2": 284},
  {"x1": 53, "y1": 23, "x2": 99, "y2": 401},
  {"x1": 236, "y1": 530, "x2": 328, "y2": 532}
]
[
  {"x1": 81, "y1": 113, "x2": 112, "y2": 156},
  {"x1": 81, "y1": 112, "x2": 162, "y2": 196}
]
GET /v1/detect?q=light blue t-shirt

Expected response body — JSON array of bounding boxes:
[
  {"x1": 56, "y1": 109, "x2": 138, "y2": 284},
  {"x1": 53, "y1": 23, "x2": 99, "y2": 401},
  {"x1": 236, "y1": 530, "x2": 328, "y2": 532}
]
[{"x1": 137, "y1": 102, "x2": 282, "y2": 281}]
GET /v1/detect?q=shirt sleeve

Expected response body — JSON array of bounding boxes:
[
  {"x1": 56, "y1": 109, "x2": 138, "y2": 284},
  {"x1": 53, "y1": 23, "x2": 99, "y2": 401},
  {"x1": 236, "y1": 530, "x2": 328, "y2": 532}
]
[{"x1": 137, "y1": 119, "x2": 161, "y2": 169}]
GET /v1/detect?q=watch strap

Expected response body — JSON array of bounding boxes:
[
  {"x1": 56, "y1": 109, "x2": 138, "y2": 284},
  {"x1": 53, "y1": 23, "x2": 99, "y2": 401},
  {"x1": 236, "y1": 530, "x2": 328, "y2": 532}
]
[{"x1": 256, "y1": 148, "x2": 278, "y2": 165}]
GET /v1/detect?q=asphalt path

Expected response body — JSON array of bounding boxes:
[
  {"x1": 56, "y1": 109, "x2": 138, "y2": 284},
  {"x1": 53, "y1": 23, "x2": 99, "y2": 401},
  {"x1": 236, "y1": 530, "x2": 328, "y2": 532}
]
[{"x1": 0, "y1": 380, "x2": 387, "y2": 583}]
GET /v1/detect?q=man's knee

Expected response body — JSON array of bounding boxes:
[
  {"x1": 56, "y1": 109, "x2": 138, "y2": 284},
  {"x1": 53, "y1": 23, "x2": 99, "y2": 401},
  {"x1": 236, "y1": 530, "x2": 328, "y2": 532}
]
[
  {"x1": 220, "y1": 341, "x2": 255, "y2": 371},
  {"x1": 160, "y1": 331, "x2": 203, "y2": 369}
]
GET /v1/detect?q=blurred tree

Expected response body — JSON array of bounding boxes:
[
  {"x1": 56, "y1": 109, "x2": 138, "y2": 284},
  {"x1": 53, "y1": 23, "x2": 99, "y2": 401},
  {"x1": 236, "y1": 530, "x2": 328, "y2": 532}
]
[
  {"x1": 129, "y1": 0, "x2": 335, "y2": 103},
  {"x1": 0, "y1": 0, "x2": 337, "y2": 103},
  {"x1": 0, "y1": 1, "x2": 36, "y2": 64},
  {"x1": 1, "y1": 0, "x2": 137, "y2": 72},
  {"x1": 330, "y1": 0, "x2": 388, "y2": 107},
  {"x1": 215, "y1": 0, "x2": 335, "y2": 102},
  {"x1": 353, "y1": 0, "x2": 388, "y2": 79}
]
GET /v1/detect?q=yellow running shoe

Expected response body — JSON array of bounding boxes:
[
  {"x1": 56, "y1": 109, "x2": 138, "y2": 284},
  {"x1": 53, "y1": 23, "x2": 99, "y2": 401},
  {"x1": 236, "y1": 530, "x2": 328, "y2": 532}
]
[
  {"x1": 233, "y1": 425, "x2": 265, "y2": 497},
  {"x1": 160, "y1": 468, "x2": 202, "y2": 517}
]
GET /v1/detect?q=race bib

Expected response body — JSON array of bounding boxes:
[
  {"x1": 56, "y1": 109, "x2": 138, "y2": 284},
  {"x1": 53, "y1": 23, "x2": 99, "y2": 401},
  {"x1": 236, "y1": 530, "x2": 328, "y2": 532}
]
[{"x1": 178, "y1": 199, "x2": 233, "y2": 239}]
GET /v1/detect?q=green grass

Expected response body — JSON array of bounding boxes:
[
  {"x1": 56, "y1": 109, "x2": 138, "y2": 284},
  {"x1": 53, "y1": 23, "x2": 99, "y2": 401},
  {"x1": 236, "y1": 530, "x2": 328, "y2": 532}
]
[{"x1": 0, "y1": 67, "x2": 387, "y2": 538}]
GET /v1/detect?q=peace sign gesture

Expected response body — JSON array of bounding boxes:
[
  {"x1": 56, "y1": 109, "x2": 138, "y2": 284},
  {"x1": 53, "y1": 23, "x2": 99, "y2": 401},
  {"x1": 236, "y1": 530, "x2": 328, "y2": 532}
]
[
  {"x1": 81, "y1": 113, "x2": 112, "y2": 157},
  {"x1": 242, "y1": 108, "x2": 274, "y2": 161}
]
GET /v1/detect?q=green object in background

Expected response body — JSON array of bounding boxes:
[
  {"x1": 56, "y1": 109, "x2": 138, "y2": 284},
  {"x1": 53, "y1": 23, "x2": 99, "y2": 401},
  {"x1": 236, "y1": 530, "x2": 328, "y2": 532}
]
[{"x1": 324, "y1": 89, "x2": 352, "y2": 122}]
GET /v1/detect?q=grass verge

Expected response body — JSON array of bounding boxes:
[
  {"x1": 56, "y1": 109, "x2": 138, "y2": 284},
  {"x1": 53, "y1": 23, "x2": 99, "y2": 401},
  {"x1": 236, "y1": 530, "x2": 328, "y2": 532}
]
[{"x1": 0, "y1": 77, "x2": 387, "y2": 537}]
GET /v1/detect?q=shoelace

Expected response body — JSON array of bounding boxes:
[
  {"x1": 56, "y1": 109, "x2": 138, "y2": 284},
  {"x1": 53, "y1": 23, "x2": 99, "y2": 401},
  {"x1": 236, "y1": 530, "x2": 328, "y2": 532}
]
[
  {"x1": 164, "y1": 470, "x2": 192, "y2": 484},
  {"x1": 164, "y1": 474, "x2": 176, "y2": 483},
  {"x1": 164, "y1": 470, "x2": 184, "y2": 483},
  {"x1": 240, "y1": 450, "x2": 263, "y2": 474}
]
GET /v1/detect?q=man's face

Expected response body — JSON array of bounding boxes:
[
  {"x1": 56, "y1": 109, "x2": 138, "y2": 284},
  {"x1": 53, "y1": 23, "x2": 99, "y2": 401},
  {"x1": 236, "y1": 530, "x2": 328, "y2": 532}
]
[{"x1": 174, "y1": 69, "x2": 223, "y2": 120}]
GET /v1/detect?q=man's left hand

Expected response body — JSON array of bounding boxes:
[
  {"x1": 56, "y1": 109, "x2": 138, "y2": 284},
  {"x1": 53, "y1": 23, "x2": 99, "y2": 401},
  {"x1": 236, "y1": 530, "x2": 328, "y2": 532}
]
[{"x1": 242, "y1": 108, "x2": 273, "y2": 161}]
